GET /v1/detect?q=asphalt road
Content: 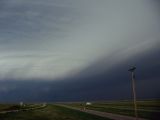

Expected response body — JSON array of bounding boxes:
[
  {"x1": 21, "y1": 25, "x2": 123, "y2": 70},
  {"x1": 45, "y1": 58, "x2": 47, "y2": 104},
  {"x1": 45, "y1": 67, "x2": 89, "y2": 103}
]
[{"x1": 58, "y1": 104, "x2": 147, "y2": 120}]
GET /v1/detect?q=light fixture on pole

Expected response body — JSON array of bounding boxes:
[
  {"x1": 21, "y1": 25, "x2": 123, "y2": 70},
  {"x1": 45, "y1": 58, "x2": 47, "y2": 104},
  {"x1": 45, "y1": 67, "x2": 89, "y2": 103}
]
[{"x1": 128, "y1": 66, "x2": 138, "y2": 120}]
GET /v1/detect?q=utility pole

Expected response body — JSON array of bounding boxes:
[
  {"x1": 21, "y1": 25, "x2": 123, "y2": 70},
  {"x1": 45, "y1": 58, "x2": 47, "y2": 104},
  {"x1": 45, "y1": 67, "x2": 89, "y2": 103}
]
[{"x1": 128, "y1": 66, "x2": 138, "y2": 120}]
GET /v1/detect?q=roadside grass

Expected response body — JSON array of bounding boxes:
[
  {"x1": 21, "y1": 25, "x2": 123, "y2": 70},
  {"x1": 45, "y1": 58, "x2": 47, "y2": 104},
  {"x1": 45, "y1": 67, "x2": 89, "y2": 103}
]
[
  {"x1": 64, "y1": 100, "x2": 160, "y2": 119},
  {"x1": 0, "y1": 104, "x2": 13, "y2": 111},
  {"x1": 0, "y1": 104, "x2": 110, "y2": 120},
  {"x1": 0, "y1": 104, "x2": 41, "y2": 112}
]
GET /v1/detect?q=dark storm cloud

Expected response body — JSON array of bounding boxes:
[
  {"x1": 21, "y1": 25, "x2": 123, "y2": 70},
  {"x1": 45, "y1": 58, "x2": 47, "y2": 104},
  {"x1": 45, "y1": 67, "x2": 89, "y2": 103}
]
[
  {"x1": 0, "y1": 0, "x2": 160, "y2": 79},
  {"x1": 0, "y1": 0, "x2": 160, "y2": 102},
  {"x1": 0, "y1": 45, "x2": 159, "y2": 102}
]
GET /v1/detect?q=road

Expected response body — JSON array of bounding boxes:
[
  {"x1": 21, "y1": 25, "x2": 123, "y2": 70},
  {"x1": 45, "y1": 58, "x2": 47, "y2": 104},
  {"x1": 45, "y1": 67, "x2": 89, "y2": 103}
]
[
  {"x1": 103, "y1": 106, "x2": 160, "y2": 113},
  {"x1": 58, "y1": 104, "x2": 147, "y2": 120}
]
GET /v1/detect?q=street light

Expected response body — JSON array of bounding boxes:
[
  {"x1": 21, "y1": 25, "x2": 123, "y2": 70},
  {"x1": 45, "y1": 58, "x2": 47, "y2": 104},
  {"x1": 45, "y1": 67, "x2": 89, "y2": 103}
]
[{"x1": 128, "y1": 66, "x2": 138, "y2": 120}]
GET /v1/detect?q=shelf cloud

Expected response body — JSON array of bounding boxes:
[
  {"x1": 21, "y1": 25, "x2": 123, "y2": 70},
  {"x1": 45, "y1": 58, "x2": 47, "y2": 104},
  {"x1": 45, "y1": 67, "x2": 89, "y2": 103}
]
[{"x1": 0, "y1": 0, "x2": 159, "y2": 101}]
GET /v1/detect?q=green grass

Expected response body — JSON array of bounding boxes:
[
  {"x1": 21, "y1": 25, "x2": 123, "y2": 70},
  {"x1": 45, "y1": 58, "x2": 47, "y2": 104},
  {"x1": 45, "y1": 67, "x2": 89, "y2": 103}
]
[
  {"x1": 0, "y1": 104, "x2": 42, "y2": 111},
  {"x1": 0, "y1": 104, "x2": 110, "y2": 120},
  {"x1": 64, "y1": 100, "x2": 160, "y2": 120},
  {"x1": 0, "y1": 104, "x2": 13, "y2": 111}
]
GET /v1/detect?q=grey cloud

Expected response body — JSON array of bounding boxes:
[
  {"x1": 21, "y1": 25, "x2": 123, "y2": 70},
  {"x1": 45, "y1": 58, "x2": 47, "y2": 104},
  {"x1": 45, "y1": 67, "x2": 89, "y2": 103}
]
[{"x1": 0, "y1": 0, "x2": 160, "y2": 81}]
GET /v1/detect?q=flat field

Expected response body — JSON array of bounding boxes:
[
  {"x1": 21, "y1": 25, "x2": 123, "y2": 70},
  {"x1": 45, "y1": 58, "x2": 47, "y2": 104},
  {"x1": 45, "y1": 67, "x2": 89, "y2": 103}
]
[
  {"x1": 64, "y1": 100, "x2": 160, "y2": 119},
  {"x1": 0, "y1": 100, "x2": 159, "y2": 120},
  {"x1": 0, "y1": 104, "x2": 110, "y2": 120}
]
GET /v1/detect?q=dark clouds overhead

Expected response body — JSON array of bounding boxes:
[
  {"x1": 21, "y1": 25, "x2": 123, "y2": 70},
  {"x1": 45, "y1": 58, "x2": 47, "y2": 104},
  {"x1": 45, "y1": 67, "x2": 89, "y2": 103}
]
[
  {"x1": 0, "y1": 0, "x2": 160, "y2": 102},
  {"x1": 0, "y1": 44, "x2": 160, "y2": 102}
]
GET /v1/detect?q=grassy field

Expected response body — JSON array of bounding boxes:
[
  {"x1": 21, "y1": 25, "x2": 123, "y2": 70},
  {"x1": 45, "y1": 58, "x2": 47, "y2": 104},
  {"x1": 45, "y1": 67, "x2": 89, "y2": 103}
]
[
  {"x1": 64, "y1": 100, "x2": 160, "y2": 120},
  {"x1": 0, "y1": 104, "x2": 110, "y2": 120},
  {"x1": 0, "y1": 104, "x2": 43, "y2": 112},
  {"x1": 0, "y1": 100, "x2": 159, "y2": 120}
]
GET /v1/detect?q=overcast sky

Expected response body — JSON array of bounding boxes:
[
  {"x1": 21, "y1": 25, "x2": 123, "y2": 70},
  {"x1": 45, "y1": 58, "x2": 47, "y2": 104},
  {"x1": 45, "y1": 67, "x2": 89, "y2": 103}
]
[
  {"x1": 0, "y1": 0, "x2": 160, "y2": 102},
  {"x1": 0, "y1": 0, "x2": 159, "y2": 80}
]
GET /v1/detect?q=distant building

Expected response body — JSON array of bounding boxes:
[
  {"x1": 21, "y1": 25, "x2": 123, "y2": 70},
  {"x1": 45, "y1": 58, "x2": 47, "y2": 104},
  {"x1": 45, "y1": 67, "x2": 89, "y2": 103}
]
[{"x1": 86, "y1": 102, "x2": 92, "y2": 105}]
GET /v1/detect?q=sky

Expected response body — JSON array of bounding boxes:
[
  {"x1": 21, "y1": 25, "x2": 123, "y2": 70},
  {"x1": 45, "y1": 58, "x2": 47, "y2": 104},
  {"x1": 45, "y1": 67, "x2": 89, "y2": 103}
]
[{"x1": 0, "y1": 0, "x2": 160, "y2": 102}]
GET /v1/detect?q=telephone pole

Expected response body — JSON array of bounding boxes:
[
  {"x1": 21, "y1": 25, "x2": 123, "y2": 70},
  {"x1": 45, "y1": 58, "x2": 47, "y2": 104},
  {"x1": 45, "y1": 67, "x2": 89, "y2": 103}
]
[{"x1": 128, "y1": 66, "x2": 138, "y2": 120}]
